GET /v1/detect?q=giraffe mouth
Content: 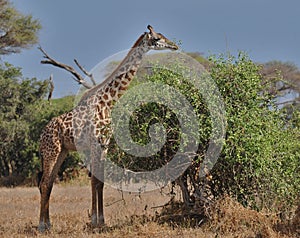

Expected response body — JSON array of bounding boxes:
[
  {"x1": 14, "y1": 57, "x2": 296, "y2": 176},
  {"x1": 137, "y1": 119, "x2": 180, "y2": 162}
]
[
  {"x1": 169, "y1": 44, "x2": 179, "y2": 50},
  {"x1": 154, "y1": 41, "x2": 179, "y2": 51},
  {"x1": 164, "y1": 40, "x2": 179, "y2": 50}
]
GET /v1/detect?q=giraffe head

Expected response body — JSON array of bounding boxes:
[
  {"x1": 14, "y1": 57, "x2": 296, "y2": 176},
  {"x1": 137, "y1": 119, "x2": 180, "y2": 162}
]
[{"x1": 145, "y1": 25, "x2": 178, "y2": 51}]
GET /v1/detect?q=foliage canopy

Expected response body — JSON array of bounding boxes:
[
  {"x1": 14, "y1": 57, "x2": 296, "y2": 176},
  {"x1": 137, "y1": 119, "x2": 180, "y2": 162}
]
[{"x1": 0, "y1": 0, "x2": 41, "y2": 55}]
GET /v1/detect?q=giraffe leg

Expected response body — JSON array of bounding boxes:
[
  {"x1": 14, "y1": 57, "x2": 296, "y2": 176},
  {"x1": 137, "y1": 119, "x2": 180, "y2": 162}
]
[
  {"x1": 38, "y1": 148, "x2": 68, "y2": 232},
  {"x1": 90, "y1": 142, "x2": 106, "y2": 227},
  {"x1": 97, "y1": 177, "x2": 105, "y2": 226},
  {"x1": 90, "y1": 175, "x2": 105, "y2": 227},
  {"x1": 96, "y1": 148, "x2": 106, "y2": 227},
  {"x1": 91, "y1": 175, "x2": 98, "y2": 227},
  {"x1": 38, "y1": 176, "x2": 53, "y2": 232}
]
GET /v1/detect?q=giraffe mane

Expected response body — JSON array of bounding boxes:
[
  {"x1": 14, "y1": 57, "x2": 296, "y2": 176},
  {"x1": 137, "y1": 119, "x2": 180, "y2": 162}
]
[
  {"x1": 79, "y1": 33, "x2": 146, "y2": 103},
  {"x1": 132, "y1": 32, "x2": 147, "y2": 48}
]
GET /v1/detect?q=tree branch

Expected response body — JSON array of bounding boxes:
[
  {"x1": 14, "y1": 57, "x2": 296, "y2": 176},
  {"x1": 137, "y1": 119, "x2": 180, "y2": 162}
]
[
  {"x1": 38, "y1": 46, "x2": 93, "y2": 89},
  {"x1": 74, "y1": 59, "x2": 96, "y2": 86},
  {"x1": 275, "y1": 99, "x2": 299, "y2": 106},
  {"x1": 47, "y1": 74, "x2": 54, "y2": 101}
]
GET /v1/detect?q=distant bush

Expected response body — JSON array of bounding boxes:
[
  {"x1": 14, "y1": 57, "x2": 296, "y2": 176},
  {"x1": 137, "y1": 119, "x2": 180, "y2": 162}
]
[
  {"x1": 209, "y1": 53, "x2": 300, "y2": 213},
  {"x1": 0, "y1": 62, "x2": 79, "y2": 186},
  {"x1": 0, "y1": 62, "x2": 48, "y2": 183}
]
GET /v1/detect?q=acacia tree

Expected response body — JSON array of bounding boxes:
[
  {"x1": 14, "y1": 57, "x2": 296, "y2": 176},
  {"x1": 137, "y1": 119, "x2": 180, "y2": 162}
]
[{"x1": 0, "y1": 0, "x2": 41, "y2": 55}]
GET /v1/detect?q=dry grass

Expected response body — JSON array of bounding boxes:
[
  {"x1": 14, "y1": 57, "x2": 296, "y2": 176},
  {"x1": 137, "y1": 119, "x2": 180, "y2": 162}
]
[{"x1": 0, "y1": 179, "x2": 299, "y2": 238}]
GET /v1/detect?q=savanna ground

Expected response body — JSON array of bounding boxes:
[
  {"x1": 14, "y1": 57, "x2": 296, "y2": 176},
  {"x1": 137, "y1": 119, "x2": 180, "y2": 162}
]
[{"x1": 0, "y1": 173, "x2": 299, "y2": 238}]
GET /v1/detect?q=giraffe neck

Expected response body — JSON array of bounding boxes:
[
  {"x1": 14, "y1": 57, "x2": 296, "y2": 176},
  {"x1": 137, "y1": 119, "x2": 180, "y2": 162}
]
[
  {"x1": 102, "y1": 44, "x2": 149, "y2": 101},
  {"x1": 79, "y1": 33, "x2": 149, "y2": 104}
]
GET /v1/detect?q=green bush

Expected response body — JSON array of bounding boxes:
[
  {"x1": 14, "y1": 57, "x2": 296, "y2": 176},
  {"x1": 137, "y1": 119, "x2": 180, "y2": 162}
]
[
  {"x1": 109, "y1": 52, "x2": 300, "y2": 213},
  {"x1": 209, "y1": 53, "x2": 300, "y2": 212}
]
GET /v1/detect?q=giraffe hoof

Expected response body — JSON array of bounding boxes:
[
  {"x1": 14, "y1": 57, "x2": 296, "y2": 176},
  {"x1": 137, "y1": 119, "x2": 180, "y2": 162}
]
[
  {"x1": 91, "y1": 216, "x2": 105, "y2": 228},
  {"x1": 91, "y1": 215, "x2": 97, "y2": 228},
  {"x1": 90, "y1": 222, "x2": 105, "y2": 229},
  {"x1": 98, "y1": 222, "x2": 105, "y2": 228},
  {"x1": 38, "y1": 222, "x2": 51, "y2": 232},
  {"x1": 98, "y1": 216, "x2": 105, "y2": 226}
]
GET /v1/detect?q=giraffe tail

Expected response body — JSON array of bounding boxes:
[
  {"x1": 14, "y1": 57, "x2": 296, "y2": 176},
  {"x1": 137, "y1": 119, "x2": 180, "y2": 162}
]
[{"x1": 37, "y1": 171, "x2": 43, "y2": 188}]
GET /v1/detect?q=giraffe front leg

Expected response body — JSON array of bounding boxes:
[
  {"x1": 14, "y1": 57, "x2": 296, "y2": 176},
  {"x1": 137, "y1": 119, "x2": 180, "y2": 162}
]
[
  {"x1": 91, "y1": 175, "x2": 98, "y2": 227},
  {"x1": 97, "y1": 179, "x2": 105, "y2": 226},
  {"x1": 96, "y1": 150, "x2": 106, "y2": 227},
  {"x1": 90, "y1": 138, "x2": 107, "y2": 227},
  {"x1": 91, "y1": 173, "x2": 105, "y2": 227}
]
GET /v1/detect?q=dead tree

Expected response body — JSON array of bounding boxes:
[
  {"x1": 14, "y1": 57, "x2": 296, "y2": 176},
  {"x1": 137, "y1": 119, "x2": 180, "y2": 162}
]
[
  {"x1": 47, "y1": 74, "x2": 54, "y2": 101},
  {"x1": 38, "y1": 46, "x2": 96, "y2": 90}
]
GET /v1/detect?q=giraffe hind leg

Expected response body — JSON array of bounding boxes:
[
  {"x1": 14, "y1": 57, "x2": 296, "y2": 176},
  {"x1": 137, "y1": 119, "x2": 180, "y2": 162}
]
[{"x1": 38, "y1": 148, "x2": 68, "y2": 232}]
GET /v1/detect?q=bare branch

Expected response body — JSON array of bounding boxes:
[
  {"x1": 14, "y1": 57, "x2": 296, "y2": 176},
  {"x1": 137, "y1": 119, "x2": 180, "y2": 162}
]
[
  {"x1": 47, "y1": 74, "x2": 54, "y2": 101},
  {"x1": 74, "y1": 59, "x2": 96, "y2": 86},
  {"x1": 38, "y1": 46, "x2": 92, "y2": 89}
]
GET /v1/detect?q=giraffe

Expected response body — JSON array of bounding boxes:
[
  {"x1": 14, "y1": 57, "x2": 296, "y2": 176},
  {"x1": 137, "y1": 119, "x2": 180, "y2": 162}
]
[{"x1": 37, "y1": 25, "x2": 178, "y2": 232}]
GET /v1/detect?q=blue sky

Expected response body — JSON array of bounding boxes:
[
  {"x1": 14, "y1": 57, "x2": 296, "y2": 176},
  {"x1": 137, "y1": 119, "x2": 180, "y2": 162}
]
[{"x1": 2, "y1": 0, "x2": 300, "y2": 98}]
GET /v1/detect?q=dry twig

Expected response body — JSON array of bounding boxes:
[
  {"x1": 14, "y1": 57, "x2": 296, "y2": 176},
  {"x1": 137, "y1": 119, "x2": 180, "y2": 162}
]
[{"x1": 38, "y1": 46, "x2": 95, "y2": 89}]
